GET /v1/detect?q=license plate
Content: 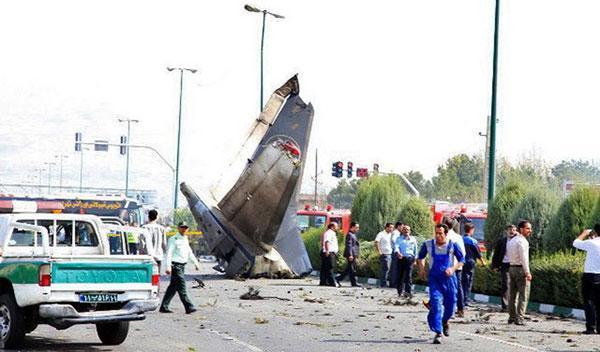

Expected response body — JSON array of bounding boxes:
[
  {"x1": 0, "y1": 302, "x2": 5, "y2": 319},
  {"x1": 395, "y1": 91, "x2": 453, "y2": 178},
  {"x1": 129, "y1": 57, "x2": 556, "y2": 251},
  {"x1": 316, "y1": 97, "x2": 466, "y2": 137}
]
[{"x1": 79, "y1": 293, "x2": 119, "y2": 303}]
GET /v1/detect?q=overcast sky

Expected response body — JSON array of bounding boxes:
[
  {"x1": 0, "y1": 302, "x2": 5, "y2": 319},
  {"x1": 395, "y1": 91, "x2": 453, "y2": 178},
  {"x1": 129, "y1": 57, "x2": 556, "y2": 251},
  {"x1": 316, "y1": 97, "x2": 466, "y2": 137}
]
[{"x1": 1, "y1": 0, "x2": 599, "y2": 209}]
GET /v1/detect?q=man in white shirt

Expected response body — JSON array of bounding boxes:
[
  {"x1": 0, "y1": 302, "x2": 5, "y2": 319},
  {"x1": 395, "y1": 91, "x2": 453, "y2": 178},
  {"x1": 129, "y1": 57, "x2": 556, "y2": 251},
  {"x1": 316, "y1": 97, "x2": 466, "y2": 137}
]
[
  {"x1": 444, "y1": 217, "x2": 466, "y2": 317},
  {"x1": 142, "y1": 209, "x2": 168, "y2": 272},
  {"x1": 506, "y1": 220, "x2": 532, "y2": 325},
  {"x1": 319, "y1": 222, "x2": 339, "y2": 287},
  {"x1": 573, "y1": 224, "x2": 600, "y2": 334},
  {"x1": 375, "y1": 223, "x2": 394, "y2": 288}
]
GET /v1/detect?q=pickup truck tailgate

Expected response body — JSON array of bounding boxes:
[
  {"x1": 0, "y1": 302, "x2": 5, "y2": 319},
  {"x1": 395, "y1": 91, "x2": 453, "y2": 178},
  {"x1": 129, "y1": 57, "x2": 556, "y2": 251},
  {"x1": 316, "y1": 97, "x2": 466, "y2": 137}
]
[
  {"x1": 47, "y1": 259, "x2": 158, "y2": 304},
  {"x1": 52, "y1": 261, "x2": 152, "y2": 284}
]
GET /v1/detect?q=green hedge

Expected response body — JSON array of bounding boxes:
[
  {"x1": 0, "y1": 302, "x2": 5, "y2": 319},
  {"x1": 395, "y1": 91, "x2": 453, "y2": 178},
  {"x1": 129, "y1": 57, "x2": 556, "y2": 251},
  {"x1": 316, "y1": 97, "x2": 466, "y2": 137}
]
[
  {"x1": 398, "y1": 197, "x2": 434, "y2": 238},
  {"x1": 473, "y1": 251, "x2": 585, "y2": 308},
  {"x1": 484, "y1": 182, "x2": 526, "y2": 249},
  {"x1": 510, "y1": 187, "x2": 560, "y2": 253},
  {"x1": 351, "y1": 175, "x2": 407, "y2": 241},
  {"x1": 301, "y1": 227, "x2": 378, "y2": 278},
  {"x1": 303, "y1": 230, "x2": 586, "y2": 308},
  {"x1": 546, "y1": 187, "x2": 599, "y2": 253}
]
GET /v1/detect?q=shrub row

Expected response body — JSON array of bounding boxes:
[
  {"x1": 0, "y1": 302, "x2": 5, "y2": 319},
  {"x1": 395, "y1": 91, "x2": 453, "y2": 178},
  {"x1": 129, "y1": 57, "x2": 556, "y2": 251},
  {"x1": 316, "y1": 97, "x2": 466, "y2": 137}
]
[
  {"x1": 486, "y1": 182, "x2": 600, "y2": 253},
  {"x1": 473, "y1": 251, "x2": 585, "y2": 308}
]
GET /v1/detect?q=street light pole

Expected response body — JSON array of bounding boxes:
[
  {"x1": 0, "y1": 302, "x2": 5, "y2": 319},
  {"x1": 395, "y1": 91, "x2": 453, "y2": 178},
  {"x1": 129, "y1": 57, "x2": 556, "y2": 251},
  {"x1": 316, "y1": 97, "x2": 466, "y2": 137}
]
[
  {"x1": 79, "y1": 146, "x2": 90, "y2": 192},
  {"x1": 118, "y1": 118, "x2": 139, "y2": 197},
  {"x1": 244, "y1": 4, "x2": 285, "y2": 111},
  {"x1": 54, "y1": 155, "x2": 68, "y2": 192},
  {"x1": 487, "y1": 0, "x2": 501, "y2": 203},
  {"x1": 44, "y1": 162, "x2": 56, "y2": 194},
  {"x1": 35, "y1": 168, "x2": 45, "y2": 195},
  {"x1": 167, "y1": 67, "x2": 197, "y2": 209}
]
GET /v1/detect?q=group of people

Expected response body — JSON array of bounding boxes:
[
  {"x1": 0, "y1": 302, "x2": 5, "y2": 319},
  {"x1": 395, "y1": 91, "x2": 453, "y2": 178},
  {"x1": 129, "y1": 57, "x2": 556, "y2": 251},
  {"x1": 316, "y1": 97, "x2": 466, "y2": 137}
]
[{"x1": 317, "y1": 216, "x2": 535, "y2": 344}]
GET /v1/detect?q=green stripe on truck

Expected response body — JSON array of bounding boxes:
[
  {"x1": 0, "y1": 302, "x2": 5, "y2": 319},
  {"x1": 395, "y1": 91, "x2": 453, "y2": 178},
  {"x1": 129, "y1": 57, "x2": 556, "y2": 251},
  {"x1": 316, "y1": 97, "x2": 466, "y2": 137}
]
[
  {"x1": 52, "y1": 262, "x2": 153, "y2": 284},
  {"x1": 0, "y1": 262, "x2": 46, "y2": 284}
]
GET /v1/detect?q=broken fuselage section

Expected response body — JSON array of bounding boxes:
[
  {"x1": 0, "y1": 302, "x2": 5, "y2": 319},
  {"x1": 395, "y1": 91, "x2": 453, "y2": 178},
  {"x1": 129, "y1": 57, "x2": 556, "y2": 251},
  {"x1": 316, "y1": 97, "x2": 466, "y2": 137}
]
[{"x1": 182, "y1": 75, "x2": 313, "y2": 278}]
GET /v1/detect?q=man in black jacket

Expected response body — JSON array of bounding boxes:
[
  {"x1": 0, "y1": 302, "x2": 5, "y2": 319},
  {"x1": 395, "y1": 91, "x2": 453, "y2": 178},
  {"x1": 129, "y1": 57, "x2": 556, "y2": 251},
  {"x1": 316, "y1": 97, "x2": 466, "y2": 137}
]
[
  {"x1": 491, "y1": 224, "x2": 517, "y2": 311},
  {"x1": 336, "y1": 222, "x2": 361, "y2": 287}
]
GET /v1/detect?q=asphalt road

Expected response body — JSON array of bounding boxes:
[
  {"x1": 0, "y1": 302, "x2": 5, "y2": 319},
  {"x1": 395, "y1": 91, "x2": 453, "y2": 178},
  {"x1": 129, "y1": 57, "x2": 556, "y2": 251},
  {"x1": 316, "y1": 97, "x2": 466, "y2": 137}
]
[{"x1": 13, "y1": 262, "x2": 600, "y2": 352}]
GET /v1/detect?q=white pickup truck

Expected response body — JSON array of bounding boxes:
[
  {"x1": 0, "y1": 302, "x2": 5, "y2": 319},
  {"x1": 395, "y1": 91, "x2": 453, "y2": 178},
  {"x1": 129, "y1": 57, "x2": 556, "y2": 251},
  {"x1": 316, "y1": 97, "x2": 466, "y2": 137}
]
[{"x1": 0, "y1": 213, "x2": 159, "y2": 348}]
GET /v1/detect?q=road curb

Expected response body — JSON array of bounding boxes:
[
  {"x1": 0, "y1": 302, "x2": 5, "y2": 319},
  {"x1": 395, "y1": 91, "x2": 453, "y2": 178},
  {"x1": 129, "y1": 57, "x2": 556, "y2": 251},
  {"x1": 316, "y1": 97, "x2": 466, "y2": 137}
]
[{"x1": 310, "y1": 270, "x2": 585, "y2": 320}]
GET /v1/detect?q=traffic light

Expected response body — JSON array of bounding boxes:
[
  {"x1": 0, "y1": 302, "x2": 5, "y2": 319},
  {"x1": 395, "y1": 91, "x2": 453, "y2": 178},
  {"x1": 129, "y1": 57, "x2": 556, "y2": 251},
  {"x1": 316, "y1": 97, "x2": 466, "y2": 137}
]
[
  {"x1": 373, "y1": 163, "x2": 380, "y2": 174},
  {"x1": 75, "y1": 132, "x2": 82, "y2": 151},
  {"x1": 120, "y1": 136, "x2": 127, "y2": 155},
  {"x1": 331, "y1": 161, "x2": 344, "y2": 178},
  {"x1": 347, "y1": 161, "x2": 353, "y2": 178}
]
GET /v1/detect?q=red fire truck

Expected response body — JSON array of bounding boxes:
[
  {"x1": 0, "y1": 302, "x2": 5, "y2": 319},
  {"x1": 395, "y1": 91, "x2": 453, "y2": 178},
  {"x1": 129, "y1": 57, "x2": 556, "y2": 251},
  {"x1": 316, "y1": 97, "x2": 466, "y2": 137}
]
[
  {"x1": 431, "y1": 201, "x2": 488, "y2": 253},
  {"x1": 296, "y1": 205, "x2": 352, "y2": 234}
]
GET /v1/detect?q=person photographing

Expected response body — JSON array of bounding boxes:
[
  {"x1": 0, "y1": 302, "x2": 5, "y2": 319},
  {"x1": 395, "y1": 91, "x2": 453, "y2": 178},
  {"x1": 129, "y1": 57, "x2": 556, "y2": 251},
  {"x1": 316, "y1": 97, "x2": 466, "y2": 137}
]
[{"x1": 573, "y1": 224, "x2": 600, "y2": 334}]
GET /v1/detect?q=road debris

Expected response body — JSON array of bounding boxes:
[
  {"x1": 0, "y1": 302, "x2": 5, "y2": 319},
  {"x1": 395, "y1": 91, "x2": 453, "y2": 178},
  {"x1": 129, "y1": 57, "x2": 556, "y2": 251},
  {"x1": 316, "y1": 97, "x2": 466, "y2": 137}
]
[
  {"x1": 294, "y1": 321, "x2": 326, "y2": 328},
  {"x1": 240, "y1": 287, "x2": 292, "y2": 301},
  {"x1": 254, "y1": 317, "x2": 269, "y2": 324},
  {"x1": 303, "y1": 296, "x2": 327, "y2": 304},
  {"x1": 192, "y1": 278, "x2": 206, "y2": 288}
]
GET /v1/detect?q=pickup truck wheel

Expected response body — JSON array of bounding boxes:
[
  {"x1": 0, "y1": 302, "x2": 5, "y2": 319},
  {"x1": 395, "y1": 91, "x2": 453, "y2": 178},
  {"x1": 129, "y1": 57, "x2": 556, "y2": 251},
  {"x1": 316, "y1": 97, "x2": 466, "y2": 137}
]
[
  {"x1": 0, "y1": 293, "x2": 26, "y2": 349},
  {"x1": 96, "y1": 321, "x2": 129, "y2": 345}
]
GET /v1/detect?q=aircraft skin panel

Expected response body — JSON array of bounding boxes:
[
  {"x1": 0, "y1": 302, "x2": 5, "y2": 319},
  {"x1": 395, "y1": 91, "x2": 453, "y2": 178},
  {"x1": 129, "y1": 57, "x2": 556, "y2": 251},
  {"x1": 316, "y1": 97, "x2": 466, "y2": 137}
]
[
  {"x1": 251, "y1": 96, "x2": 314, "y2": 276},
  {"x1": 218, "y1": 144, "x2": 300, "y2": 253},
  {"x1": 209, "y1": 76, "x2": 300, "y2": 204}
]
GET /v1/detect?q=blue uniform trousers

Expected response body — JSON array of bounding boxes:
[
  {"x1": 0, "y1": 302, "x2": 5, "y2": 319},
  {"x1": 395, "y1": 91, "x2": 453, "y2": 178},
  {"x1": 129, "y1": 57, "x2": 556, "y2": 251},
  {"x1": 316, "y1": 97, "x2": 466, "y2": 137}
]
[{"x1": 428, "y1": 273, "x2": 457, "y2": 333}]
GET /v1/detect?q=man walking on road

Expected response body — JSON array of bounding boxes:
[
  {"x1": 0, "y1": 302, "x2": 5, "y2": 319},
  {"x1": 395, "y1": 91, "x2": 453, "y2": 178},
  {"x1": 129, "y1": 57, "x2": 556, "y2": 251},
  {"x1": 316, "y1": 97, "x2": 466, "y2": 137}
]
[
  {"x1": 320, "y1": 222, "x2": 339, "y2": 287},
  {"x1": 142, "y1": 209, "x2": 168, "y2": 272},
  {"x1": 375, "y1": 223, "x2": 394, "y2": 288},
  {"x1": 336, "y1": 222, "x2": 361, "y2": 287},
  {"x1": 507, "y1": 220, "x2": 532, "y2": 325},
  {"x1": 418, "y1": 224, "x2": 465, "y2": 344},
  {"x1": 160, "y1": 222, "x2": 200, "y2": 314},
  {"x1": 394, "y1": 224, "x2": 418, "y2": 298},
  {"x1": 491, "y1": 224, "x2": 517, "y2": 311},
  {"x1": 573, "y1": 224, "x2": 600, "y2": 334},
  {"x1": 462, "y1": 222, "x2": 485, "y2": 306}
]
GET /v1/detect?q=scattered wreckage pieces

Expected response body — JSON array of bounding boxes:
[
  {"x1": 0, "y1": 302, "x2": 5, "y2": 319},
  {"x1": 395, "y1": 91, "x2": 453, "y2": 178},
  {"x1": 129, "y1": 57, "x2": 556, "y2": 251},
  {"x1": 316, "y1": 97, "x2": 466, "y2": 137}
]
[
  {"x1": 192, "y1": 278, "x2": 206, "y2": 289},
  {"x1": 303, "y1": 296, "x2": 327, "y2": 304},
  {"x1": 379, "y1": 297, "x2": 419, "y2": 306},
  {"x1": 239, "y1": 287, "x2": 292, "y2": 301},
  {"x1": 254, "y1": 317, "x2": 269, "y2": 324},
  {"x1": 293, "y1": 321, "x2": 326, "y2": 328}
]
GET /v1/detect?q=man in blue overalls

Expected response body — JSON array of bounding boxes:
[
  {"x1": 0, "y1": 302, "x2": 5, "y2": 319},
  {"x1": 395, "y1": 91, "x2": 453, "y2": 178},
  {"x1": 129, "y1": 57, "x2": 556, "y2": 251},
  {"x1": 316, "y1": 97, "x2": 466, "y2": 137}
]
[{"x1": 417, "y1": 223, "x2": 465, "y2": 344}]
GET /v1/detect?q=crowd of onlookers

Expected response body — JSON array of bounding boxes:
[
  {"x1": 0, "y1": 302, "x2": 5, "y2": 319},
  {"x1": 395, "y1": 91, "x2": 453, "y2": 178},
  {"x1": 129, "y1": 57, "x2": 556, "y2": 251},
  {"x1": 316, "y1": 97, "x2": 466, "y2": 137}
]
[{"x1": 319, "y1": 216, "x2": 600, "y2": 343}]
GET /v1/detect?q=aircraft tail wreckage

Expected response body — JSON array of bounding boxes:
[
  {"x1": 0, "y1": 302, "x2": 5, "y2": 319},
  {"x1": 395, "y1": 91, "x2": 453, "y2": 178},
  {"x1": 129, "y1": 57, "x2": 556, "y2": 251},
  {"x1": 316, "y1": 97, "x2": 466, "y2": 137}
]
[{"x1": 181, "y1": 75, "x2": 314, "y2": 278}]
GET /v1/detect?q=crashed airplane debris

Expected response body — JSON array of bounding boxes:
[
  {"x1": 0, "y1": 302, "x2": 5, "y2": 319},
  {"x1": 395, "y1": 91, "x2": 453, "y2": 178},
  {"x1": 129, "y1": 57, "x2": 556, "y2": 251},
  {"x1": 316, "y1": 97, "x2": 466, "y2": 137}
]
[{"x1": 182, "y1": 75, "x2": 314, "y2": 279}]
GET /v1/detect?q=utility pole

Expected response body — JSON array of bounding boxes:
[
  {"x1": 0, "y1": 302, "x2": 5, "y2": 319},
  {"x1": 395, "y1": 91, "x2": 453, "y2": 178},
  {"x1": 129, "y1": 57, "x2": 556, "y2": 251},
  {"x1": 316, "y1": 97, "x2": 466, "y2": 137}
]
[
  {"x1": 480, "y1": 115, "x2": 491, "y2": 201},
  {"x1": 487, "y1": 0, "x2": 501, "y2": 202},
  {"x1": 35, "y1": 168, "x2": 45, "y2": 195},
  {"x1": 118, "y1": 118, "x2": 139, "y2": 197},
  {"x1": 54, "y1": 155, "x2": 68, "y2": 193},
  {"x1": 314, "y1": 149, "x2": 318, "y2": 207},
  {"x1": 167, "y1": 67, "x2": 197, "y2": 209},
  {"x1": 44, "y1": 162, "x2": 56, "y2": 194}
]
